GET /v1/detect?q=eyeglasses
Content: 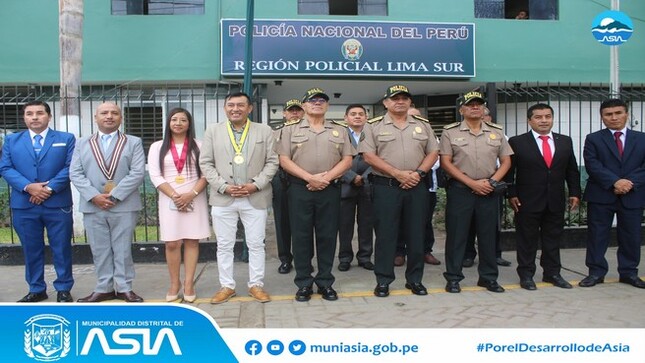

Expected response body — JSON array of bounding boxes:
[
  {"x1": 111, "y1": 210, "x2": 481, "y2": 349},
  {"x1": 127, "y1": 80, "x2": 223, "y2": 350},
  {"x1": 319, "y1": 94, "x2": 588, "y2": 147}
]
[{"x1": 307, "y1": 98, "x2": 328, "y2": 104}]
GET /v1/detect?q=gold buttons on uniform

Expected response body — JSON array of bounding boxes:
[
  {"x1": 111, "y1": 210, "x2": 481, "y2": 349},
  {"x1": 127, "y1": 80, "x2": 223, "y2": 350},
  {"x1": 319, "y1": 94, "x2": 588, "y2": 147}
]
[
  {"x1": 415, "y1": 126, "x2": 422, "y2": 134},
  {"x1": 332, "y1": 130, "x2": 339, "y2": 137}
]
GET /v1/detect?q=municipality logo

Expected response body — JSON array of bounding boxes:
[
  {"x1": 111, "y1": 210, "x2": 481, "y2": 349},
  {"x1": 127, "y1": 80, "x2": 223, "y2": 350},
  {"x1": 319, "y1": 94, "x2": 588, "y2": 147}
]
[
  {"x1": 591, "y1": 10, "x2": 633, "y2": 45},
  {"x1": 341, "y1": 39, "x2": 363, "y2": 61},
  {"x1": 24, "y1": 314, "x2": 71, "y2": 362}
]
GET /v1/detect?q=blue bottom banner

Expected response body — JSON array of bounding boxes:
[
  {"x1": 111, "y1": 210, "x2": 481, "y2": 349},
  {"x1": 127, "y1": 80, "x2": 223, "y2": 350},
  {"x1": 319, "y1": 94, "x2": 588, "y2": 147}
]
[{"x1": 2, "y1": 303, "x2": 644, "y2": 362}]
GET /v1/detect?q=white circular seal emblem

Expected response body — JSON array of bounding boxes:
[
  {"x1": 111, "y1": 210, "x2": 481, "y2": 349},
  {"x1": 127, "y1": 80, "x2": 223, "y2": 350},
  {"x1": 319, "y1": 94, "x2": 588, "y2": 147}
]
[
  {"x1": 24, "y1": 314, "x2": 71, "y2": 362},
  {"x1": 341, "y1": 39, "x2": 363, "y2": 61}
]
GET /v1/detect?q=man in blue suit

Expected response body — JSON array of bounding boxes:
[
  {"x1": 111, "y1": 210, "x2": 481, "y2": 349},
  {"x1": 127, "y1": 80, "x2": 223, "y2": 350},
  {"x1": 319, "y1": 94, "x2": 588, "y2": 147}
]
[
  {"x1": 581, "y1": 98, "x2": 645, "y2": 289},
  {"x1": 0, "y1": 101, "x2": 76, "y2": 302}
]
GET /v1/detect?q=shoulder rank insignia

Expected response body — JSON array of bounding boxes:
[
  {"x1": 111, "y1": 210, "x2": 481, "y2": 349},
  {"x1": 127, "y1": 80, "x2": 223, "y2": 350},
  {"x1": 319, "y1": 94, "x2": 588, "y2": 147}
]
[
  {"x1": 332, "y1": 120, "x2": 348, "y2": 128},
  {"x1": 284, "y1": 118, "x2": 302, "y2": 126},
  {"x1": 272, "y1": 123, "x2": 285, "y2": 131},
  {"x1": 367, "y1": 115, "x2": 384, "y2": 124},
  {"x1": 411, "y1": 114, "x2": 430, "y2": 123},
  {"x1": 485, "y1": 121, "x2": 503, "y2": 130},
  {"x1": 443, "y1": 122, "x2": 460, "y2": 129}
]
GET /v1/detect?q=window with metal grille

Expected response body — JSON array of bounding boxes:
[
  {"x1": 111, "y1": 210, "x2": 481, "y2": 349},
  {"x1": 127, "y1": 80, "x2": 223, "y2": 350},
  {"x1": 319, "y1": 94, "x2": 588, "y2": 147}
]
[
  {"x1": 123, "y1": 105, "x2": 163, "y2": 156},
  {"x1": 112, "y1": 0, "x2": 205, "y2": 15},
  {"x1": 474, "y1": 0, "x2": 558, "y2": 20},
  {"x1": 298, "y1": 0, "x2": 388, "y2": 16}
]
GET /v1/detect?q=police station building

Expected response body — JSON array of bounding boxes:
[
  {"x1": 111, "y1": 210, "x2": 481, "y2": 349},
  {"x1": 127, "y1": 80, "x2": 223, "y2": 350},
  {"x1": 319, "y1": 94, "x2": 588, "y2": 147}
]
[{"x1": 1, "y1": 0, "x2": 644, "y2": 167}]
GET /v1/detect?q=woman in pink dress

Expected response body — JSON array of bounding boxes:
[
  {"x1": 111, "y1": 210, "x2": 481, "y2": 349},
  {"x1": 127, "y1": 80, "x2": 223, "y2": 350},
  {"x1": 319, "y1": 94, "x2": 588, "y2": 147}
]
[{"x1": 148, "y1": 108, "x2": 210, "y2": 302}]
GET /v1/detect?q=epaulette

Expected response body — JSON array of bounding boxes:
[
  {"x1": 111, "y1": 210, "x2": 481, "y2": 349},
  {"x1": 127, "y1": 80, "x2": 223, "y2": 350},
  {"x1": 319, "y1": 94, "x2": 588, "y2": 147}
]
[
  {"x1": 367, "y1": 115, "x2": 384, "y2": 124},
  {"x1": 411, "y1": 114, "x2": 430, "y2": 123},
  {"x1": 284, "y1": 118, "x2": 302, "y2": 126},
  {"x1": 443, "y1": 122, "x2": 460, "y2": 129},
  {"x1": 485, "y1": 121, "x2": 503, "y2": 130},
  {"x1": 271, "y1": 123, "x2": 285, "y2": 131},
  {"x1": 332, "y1": 120, "x2": 348, "y2": 128}
]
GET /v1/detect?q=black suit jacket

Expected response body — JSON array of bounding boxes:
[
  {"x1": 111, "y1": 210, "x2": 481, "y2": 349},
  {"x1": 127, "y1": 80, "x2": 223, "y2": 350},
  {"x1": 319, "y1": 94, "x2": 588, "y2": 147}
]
[
  {"x1": 583, "y1": 128, "x2": 645, "y2": 208},
  {"x1": 506, "y1": 131, "x2": 581, "y2": 213}
]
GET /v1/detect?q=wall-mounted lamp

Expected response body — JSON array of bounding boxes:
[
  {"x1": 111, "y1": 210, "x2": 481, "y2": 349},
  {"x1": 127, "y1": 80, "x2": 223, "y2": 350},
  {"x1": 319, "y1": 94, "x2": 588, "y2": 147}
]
[
  {"x1": 333, "y1": 93, "x2": 342, "y2": 99},
  {"x1": 271, "y1": 108, "x2": 277, "y2": 114}
]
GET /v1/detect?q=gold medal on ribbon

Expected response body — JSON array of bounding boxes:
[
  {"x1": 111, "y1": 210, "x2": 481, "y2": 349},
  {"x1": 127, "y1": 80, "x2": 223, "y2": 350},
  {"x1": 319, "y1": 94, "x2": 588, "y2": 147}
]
[
  {"x1": 227, "y1": 120, "x2": 250, "y2": 166},
  {"x1": 415, "y1": 126, "x2": 422, "y2": 134},
  {"x1": 104, "y1": 180, "x2": 116, "y2": 193},
  {"x1": 175, "y1": 175, "x2": 185, "y2": 184}
]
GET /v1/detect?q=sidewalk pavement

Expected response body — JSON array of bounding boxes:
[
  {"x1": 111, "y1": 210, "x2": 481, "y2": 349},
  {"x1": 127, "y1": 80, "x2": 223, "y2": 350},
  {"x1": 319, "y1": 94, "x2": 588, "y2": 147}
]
[{"x1": 3, "y1": 238, "x2": 644, "y2": 329}]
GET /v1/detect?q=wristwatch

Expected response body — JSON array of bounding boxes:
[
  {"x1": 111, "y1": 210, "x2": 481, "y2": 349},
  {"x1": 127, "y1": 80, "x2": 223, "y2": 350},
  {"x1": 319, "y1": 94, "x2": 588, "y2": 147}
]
[{"x1": 415, "y1": 169, "x2": 427, "y2": 178}]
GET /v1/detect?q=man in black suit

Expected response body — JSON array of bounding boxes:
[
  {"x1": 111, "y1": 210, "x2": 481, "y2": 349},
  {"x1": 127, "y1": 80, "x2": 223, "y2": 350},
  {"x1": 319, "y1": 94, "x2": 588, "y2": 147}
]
[
  {"x1": 337, "y1": 104, "x2": 374, "y2": 272},
  {"x1": 506, "y1": 103, "x2": 581, "y2": 290},
  {"x1": 580, "y1": 98, "x2": 645, "y2": 289}
]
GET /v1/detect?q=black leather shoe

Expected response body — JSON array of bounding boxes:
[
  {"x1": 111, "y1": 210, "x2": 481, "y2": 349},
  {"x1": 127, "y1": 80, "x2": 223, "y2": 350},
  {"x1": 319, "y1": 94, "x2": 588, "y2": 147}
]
[
  {"x1": 405, "y1": 282, "x2": 428, "y2": 296},
  {"x1": 115, "y1": 291, "x2": 144, "y2": 303},
  {"x1": 477, "y1": 279, "x2": 505, "y2": 293},
  {"x1": 618, "y1": 276, "x2": 645, "y2": 289},
  {"x1": 445, "y1": 281, "x2": 461, "y2": 293},
  {"x1": 278, "y1": 262, "x2": 292, "y2": 274},
  {"x1": 17, "y1": 291, "x2": 48, "y2": 303},
  {"x1": 543, "y1": 274, "x2": 573, "y2": 289},
  {"x1": 578, "y1": 275, "x2": 604, "y2": 287},
  {"x1": 77, "y1": 291, "x2": 116, "y2": 303},
  {"x1": 496, "y1": 257, "x2": 512, "y2": 267},
  {"x1": 317, "y1": 286, "x2": 338, "y2": 301},
  {"x1": 295, "y1": 286, "x2": 313, "y2": 302},
  {"x1": 338, "y1": 262, "x2": 351, "y2": 272},
  {"x1": 462, "y1": 258, "x2": 474, "y2": 268},
  {"x1": 57, "y1": 291, "x2": 73, "y2": 302},
  {"x1": 520, "y1": 279, "x2": 537, "y2": 291},
  {"x1": 373, "y1": 283, "x2": 389, "y2": 297},
  {"x1": 358, "y1": 261, "x2": 375, "y2": 270}
]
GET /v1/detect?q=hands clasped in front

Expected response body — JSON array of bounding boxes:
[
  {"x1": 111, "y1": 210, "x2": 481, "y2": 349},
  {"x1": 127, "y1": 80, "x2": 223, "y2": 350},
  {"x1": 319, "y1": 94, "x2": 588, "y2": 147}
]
[
  {"x1": 26, "y1": 182, "x2": 52, "y2": 205},
  {"x1": 393, "y1": 170, "x2": 422, "y2": 189},
  {"x1": 171, "y1": 192, "x2": 196, "y2": 212},
  {"x1": 306, "y1": 172, "x2": 330, "y2": 191},
  {"x1": 226, "y1": 183, "x2": 258, "y2": 197},
  {"x1": 613, "y1": 179, "x2": 633, "y2": 195}
]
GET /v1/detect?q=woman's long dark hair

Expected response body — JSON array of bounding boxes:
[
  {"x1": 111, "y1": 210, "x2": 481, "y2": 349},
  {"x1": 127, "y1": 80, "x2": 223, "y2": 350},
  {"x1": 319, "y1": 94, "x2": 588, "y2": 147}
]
[{"x1": 158, "y1": 107, "x2": 201, "y2": 178}]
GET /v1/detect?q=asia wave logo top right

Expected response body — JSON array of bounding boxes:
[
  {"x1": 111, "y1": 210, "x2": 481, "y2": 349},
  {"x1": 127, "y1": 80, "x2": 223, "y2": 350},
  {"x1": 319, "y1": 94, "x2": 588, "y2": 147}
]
[{"x1": 591, "y1": 10, "x2": 633, "y2": 46}]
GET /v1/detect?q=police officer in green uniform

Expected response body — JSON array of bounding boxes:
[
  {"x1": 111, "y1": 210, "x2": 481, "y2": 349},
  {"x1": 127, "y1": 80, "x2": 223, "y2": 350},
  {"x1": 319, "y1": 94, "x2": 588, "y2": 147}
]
[
  {"x1": 360, "y1": 85, "x2": 439, "y2": 298},
  {"x1": 277, "y1": 88, "x2": 353, "y2": 302},
  {"x1": 271, "y1": 99, "x2": 304, "y2": 274},
  {"x1": 440, "y1": 91, "x2": 513, "y2": 293}
]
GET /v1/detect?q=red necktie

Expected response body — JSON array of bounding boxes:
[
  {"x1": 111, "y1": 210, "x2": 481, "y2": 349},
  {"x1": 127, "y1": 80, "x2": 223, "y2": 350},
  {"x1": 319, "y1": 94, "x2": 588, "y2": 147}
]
[
  {"x1": 539, "y1": 135, "x2": 552, "y2": 168},
  {"x1": 614, "y1": 131, "x2": 623, "y2": 157}
]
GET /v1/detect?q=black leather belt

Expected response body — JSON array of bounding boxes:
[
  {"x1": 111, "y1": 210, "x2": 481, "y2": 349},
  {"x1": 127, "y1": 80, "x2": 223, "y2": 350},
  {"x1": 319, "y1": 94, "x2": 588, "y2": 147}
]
[
  {"x1": 448, "y1": 179, "x2": 470, "y2": 189},
  {"x1": 371, "y1": 175, "x2": 400, "y2": 187}
]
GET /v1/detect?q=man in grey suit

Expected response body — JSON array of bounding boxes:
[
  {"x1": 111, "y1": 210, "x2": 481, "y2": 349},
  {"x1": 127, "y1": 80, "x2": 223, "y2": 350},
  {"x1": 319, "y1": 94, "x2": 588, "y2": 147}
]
[
  {"x1": 199, "y1": 92, "x2": 279, "y2": 304},
  {"x1": 337, "y1": 104, "x2": 374, "y2": 272},
  {"x1": 70, "y1": 102, "x2": 146, "y2": 302}
]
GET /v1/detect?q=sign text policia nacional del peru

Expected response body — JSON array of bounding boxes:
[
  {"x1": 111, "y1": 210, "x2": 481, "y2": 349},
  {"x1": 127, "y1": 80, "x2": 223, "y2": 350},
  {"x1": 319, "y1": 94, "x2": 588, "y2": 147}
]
[{"x1": 221, "y1": 19, "x2": 475, "y2": 78}]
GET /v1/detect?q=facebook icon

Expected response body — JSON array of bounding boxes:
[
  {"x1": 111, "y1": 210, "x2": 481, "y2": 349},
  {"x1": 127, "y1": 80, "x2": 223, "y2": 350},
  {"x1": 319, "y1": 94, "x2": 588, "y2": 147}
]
[{"x1": 245, "y1": 340, "x2": 262, "y2": 355}]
